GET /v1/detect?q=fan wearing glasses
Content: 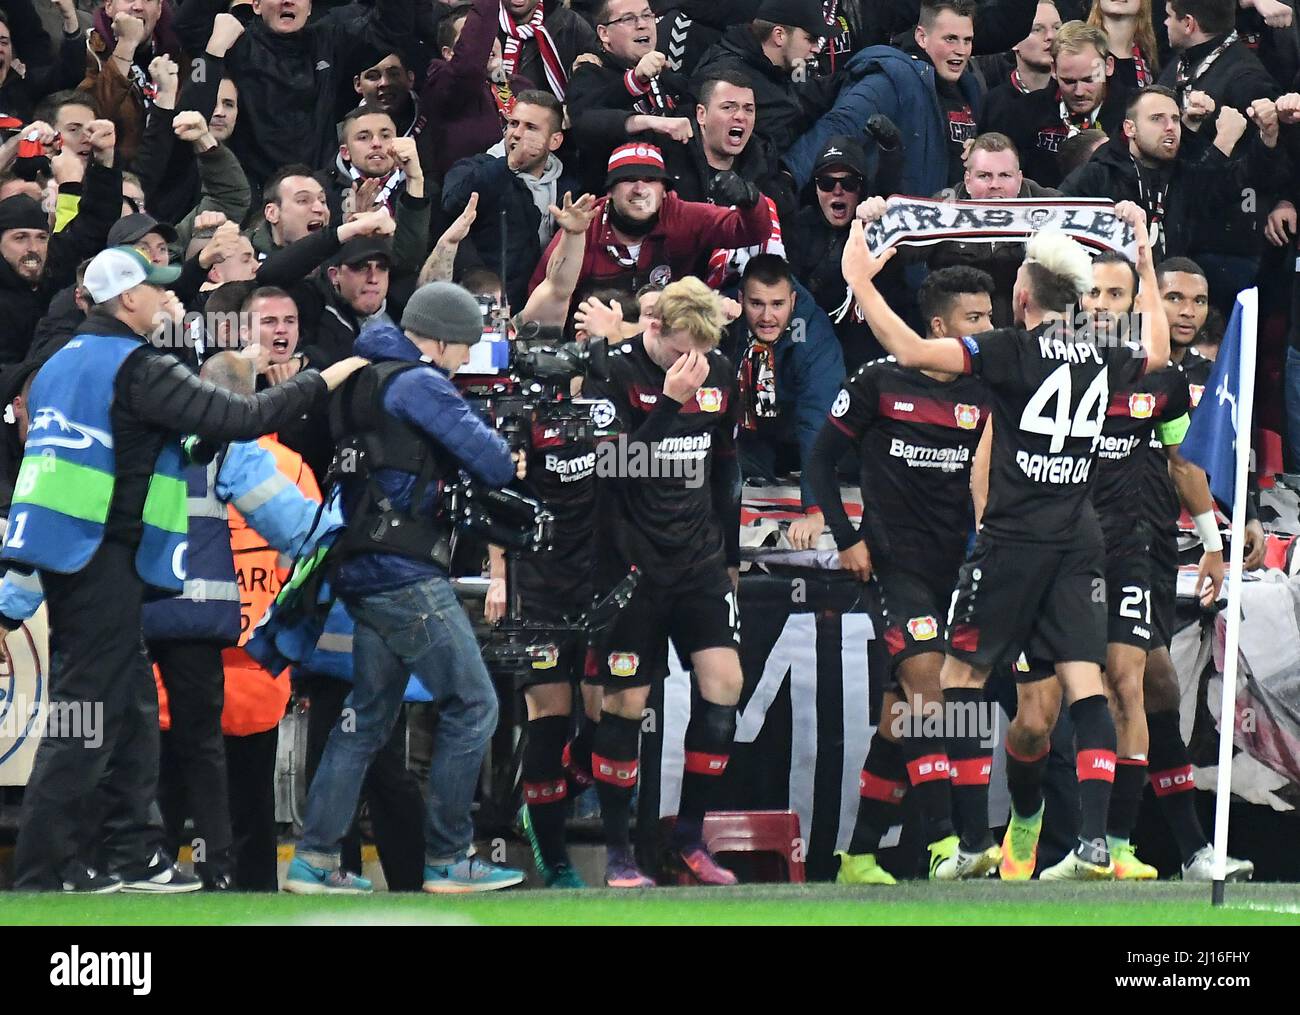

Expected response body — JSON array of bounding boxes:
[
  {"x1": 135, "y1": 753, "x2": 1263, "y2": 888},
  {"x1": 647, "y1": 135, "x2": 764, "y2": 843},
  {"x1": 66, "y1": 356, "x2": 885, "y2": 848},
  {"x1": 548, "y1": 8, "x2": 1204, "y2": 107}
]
[{"x1": 569, "y1": 0, "x2": 695, "y2": 192}]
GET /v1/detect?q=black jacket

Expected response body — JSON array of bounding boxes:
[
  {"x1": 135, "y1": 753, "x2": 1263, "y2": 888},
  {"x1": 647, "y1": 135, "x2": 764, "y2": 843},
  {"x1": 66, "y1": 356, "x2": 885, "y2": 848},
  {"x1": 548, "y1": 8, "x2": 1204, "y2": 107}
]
[
  {"x1": 979, "y1": 79, "x2": 1127, "y2": 189},
  {"x1": 0, "y1": 23, "x2": 85, "y2": 123},
  {"x1": 661, "y1": 126, "x2": 797, "y2": 236},
  {"x1": 925, "y1": 178, "x2": 1061, "y2": 327},
  {"x1": 496, "y1": 4, "x2": 600, "y2": 101},
  {"x1": 27, "y1": 285, "x2": 85, "y2": 365},
  {"x1": 442, "y1": 151, "x2": 577, "y2": 311},
  {"x1": 1158, "y1": 34, "x2": 1283, "y2": 260},
  {"x1": 174, "y1": 0, "x2": 413, "y2": 198},
  {"x1": 567, "y1": 51, "x2": 694, "y2": 193},
  {"x1": 694, "y1": 25, "x2": 842, "y2": 156},
  {"x1": 0, "y1": 163, "x2": 121, "y2": 365},
  {"x1": 85, "y1": 311, "x2": 328, "y2": 546},
  {"x1": 1159, "y1": 34, "x2": 1281, "y2": 115},
  {"x1": 1058, "y1": 131, "x2": 1244, "y2": 262},
  {"x1": 655, "y1": 0, "x2": 761, "y2": 76}
]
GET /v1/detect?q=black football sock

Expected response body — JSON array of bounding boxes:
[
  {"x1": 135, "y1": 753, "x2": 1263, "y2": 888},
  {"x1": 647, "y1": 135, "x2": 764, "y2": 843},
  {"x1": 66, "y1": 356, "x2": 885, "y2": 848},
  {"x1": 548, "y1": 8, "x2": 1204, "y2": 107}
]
[
  {"x1": 901, "y1": 718, "x2": 955, "y2": 844},
  {"x1": 1147, "y1": 708, "x2": 1206, "y2": 864},
  {"x1": 848, "y1": 732, "x2": 907, "y2": 854},
  {"x1": 565, "y1": 711, "x2": 597, "y2": 790},
  {"x1": 522, "y1": 714, "x2": 572, "y2": 870},
  {"x1": 1005, "y1": 740, "x2": 1048, "y2": 820},
  {"x1": 1106, "y1": 757, "x2": 1148, "y2": 843},
  {"x1": 944, "y1": 686, "x2": 993, "y2": 851},
  {"x1": 1071, "y1": 694, "x2": 1117, "y2": 860},
  {"x1": 592, "y1": 711, "x2": 641, "y2": 855},
  {"x1": 673, "y1": 700, "x2": 737, "y2": 848}
]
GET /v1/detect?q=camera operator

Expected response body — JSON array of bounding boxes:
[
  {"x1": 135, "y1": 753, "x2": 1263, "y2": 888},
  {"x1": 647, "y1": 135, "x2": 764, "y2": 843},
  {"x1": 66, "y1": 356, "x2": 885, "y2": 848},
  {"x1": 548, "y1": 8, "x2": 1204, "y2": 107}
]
[
  {"x1": 582, "y1": 275, "x2": 743, "y2": 889},
  {"x1": 286, "y1": 281, "x2": 527, "y2": 896}
]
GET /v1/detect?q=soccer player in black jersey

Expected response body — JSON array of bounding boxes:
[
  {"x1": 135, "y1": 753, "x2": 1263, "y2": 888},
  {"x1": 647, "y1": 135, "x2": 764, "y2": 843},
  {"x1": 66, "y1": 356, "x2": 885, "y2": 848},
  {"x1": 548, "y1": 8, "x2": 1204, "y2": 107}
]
[
  {"x1": 806, "y1": 267, "x2": 994, "y2": 885},
  {"x1": 994, "y1": 250, "x2": 1232, "y2": 881},
  {"x1": 582, "y1": 277, "x2": 744, "y2": 888},
  {"x1": 495, "y1": 403, "x2": 603, "y2": 889},
  {"x1": 842, "y1": 203, "x2": 1169, "y2": 879}
]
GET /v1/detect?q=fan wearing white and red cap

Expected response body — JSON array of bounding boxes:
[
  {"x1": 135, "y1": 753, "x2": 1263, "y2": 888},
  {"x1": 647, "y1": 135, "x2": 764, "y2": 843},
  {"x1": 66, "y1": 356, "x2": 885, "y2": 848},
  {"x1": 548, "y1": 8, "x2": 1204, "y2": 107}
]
[{"x1": 527, "y1": 139, "x2": 774, "y2": 298}]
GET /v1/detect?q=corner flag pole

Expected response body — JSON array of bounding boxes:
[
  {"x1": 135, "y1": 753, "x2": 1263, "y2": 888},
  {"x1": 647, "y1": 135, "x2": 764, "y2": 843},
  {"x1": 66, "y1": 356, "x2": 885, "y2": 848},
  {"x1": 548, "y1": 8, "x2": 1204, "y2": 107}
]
[{"x1": 1210, "y1": 288, "x2": 1257, "y2": 906}]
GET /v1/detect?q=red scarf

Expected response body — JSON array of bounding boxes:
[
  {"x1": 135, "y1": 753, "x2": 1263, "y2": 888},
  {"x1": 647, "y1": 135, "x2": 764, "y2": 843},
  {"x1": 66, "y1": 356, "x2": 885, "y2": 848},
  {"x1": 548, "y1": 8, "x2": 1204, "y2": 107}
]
[
  {"x1": 738, "y1": 340, "x2": 778, "y2": 431},
  {"x1": 1132, "y1": 45, "x2": 1151, "y2": 87},
  {"x1": 500, "y1": 0, "x2": 568, "y2": 101}
]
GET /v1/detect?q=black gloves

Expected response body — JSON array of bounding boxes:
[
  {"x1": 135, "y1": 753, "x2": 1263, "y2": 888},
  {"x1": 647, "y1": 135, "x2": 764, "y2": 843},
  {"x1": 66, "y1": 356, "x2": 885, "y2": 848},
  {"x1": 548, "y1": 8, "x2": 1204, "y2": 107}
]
[
  {"x1": 710, "y1": 170, "x2": 761, "y2": 209},
  {"x1": 865, "y1": 114, "x2": 902, "y2": 153}
]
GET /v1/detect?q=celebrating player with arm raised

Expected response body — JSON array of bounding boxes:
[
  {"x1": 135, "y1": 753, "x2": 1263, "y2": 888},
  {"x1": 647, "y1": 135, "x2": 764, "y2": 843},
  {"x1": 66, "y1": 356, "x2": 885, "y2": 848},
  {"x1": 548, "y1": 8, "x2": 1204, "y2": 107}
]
[
  {"x1": 806, "y1": 267, "x2": 994, "y2": 885},
  {"x1": 841, "y1": 203, "x2": 1167, "y2": 880}
]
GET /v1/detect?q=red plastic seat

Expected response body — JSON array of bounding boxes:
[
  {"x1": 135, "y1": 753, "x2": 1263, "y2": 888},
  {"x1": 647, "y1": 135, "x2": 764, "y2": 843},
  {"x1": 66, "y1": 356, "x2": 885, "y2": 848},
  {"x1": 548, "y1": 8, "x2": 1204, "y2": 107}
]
[
  {"x1": 663, "y1": 810, "x2": 806, "y2": 884},
  {"x1": 1256, "y1": 428, "x2": 1283, "y2": 489}
]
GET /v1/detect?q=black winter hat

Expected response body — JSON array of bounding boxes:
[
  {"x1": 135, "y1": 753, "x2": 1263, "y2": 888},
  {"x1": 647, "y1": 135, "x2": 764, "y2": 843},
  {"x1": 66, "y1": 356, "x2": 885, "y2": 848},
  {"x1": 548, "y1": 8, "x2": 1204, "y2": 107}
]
[{"x1": 0, "y1": 196, "x2": 48, "y2": 235}]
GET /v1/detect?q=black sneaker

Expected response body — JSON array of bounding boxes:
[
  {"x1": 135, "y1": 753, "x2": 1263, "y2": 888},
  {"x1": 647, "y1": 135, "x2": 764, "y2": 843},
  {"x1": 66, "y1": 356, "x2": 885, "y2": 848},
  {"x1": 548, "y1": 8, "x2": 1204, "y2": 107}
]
[
  {"x1": 61, "y1": 865, "x2": 123, "y2": 894},
  {"x1": 117, "y1": 851, "x2": 203, "y2": 894}
]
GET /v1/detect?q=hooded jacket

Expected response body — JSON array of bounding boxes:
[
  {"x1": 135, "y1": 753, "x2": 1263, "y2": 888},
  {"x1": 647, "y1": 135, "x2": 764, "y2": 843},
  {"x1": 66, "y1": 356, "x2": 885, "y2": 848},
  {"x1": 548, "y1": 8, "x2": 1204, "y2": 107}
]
[
  {"x1": 442, "y1": 143, "x2": 576, "y2": 311},
  {"x1": 334, "y1": 318, "x2": 515, "y2": 595},
  {"x1": 783, "y1": 45, "x2": 983, "y2": 194}
]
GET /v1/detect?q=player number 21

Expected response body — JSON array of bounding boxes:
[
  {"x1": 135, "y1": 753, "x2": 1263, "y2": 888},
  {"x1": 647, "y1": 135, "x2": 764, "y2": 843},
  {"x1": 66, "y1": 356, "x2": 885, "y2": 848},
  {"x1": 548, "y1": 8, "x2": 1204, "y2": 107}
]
[
  {"x1": 1119, "y1": 585, "x2": 1152, "y2": 623},
  {"x1": 1019, "y1": 364, "x2": 1109, "y2": 454}
]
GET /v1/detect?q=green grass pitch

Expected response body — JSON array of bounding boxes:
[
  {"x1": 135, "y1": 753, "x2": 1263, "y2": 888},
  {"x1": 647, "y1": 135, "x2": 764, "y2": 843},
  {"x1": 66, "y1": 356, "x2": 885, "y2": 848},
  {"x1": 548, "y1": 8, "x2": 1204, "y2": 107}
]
[{"x1": 4, "y1": 882, "x2": 1298, "y2": 926}]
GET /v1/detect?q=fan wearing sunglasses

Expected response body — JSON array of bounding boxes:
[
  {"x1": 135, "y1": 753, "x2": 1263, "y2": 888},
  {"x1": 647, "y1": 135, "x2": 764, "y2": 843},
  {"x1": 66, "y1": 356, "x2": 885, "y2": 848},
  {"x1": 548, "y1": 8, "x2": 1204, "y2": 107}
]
[{"x1": 787, "y1": 130, "x2": 902, "y2": 373}]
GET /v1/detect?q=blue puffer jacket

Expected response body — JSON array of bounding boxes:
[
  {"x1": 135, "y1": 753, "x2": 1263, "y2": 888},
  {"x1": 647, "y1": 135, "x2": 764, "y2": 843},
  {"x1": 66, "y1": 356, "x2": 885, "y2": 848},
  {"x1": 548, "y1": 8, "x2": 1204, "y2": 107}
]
[
  {"x1": 335, "y1": 318, "x2": 515, "y2": 595},
  {"x1": 784, "y1": 46, "x2": 984, "y2": 197},
  {"x1": 724, "y1": 278, "x2": 845, "y2": 511}
]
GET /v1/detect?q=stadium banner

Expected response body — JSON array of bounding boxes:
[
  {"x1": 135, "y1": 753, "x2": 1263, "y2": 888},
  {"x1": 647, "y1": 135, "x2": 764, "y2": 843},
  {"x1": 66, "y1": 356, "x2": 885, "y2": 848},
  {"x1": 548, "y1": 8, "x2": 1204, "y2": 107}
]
[
  {"x1": 0, "y1": 607, "x2": 50, "y2": 786},
  {"x1": 866, "y1": 196, "x2": 1138, "y2": 259}
]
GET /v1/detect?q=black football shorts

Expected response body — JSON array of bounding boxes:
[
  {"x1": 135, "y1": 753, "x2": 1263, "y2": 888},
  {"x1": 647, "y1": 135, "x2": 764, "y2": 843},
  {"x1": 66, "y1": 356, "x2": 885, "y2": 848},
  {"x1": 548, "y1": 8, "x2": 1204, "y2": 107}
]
[
  {"x1": 1148, "y1": 527, "x2": 1180, "y2": 650},
  {"x1": 588, "y1": 564, "x2": 739, "y2": 688},
  {"x1": 876, "y1": 566, "x2": 960, "y2": 684},
  {"x1": 945, "y1": 534, "x2": 1107, "y2": 671},
  {"x1": 1105, "y1": 525, "x2": 1155, "y2": 650}
]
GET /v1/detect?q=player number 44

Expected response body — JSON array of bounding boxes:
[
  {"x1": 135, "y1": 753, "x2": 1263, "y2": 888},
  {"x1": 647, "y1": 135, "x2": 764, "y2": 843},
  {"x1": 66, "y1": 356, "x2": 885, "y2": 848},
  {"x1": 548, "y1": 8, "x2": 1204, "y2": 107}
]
[{"x1": 1019, "y1": 364, "x2": 1108, "y2": 454}]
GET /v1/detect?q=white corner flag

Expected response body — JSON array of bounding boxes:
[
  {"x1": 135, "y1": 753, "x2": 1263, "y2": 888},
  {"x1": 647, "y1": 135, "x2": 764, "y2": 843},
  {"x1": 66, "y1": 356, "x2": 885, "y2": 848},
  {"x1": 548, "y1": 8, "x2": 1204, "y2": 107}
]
[{"x1": 1177, "y1": 287, "x2": 1257, "y2": 905}]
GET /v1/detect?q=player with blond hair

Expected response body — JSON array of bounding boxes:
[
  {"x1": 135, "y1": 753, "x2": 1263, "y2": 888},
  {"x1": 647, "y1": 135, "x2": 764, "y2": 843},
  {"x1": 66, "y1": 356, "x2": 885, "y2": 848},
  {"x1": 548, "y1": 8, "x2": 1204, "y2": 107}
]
[{"x1": 583, "y1": 276, "x2": 744, "y2": 888}]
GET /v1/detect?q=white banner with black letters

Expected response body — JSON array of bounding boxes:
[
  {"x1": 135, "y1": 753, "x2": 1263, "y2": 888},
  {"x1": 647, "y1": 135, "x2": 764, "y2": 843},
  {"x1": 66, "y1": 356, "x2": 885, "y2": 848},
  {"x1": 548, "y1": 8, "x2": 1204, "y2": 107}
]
[{"x1": 867, "y1": 196, "x2": 1137, "y2": 259}]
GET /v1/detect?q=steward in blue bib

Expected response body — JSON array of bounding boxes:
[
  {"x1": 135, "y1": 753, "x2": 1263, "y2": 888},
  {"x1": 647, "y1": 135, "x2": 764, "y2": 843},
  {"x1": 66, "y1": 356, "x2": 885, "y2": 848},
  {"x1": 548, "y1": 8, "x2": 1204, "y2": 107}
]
[{"x1": 3, "y1": 332, "x2": 188, "y2": 590}]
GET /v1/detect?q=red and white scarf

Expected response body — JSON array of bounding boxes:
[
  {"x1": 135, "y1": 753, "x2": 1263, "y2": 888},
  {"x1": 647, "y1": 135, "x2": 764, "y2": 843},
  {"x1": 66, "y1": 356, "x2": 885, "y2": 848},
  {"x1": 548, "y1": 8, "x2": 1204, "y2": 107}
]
[
  {"x1": 500, "y1": 0, "x2": 568, "y2": 101},
  {"x1": 1132, "y1": 45, "x2": 1151, "y2": 87},
  {"x1": 706, "y1": 195, "x2": 784, "y2": 288}
]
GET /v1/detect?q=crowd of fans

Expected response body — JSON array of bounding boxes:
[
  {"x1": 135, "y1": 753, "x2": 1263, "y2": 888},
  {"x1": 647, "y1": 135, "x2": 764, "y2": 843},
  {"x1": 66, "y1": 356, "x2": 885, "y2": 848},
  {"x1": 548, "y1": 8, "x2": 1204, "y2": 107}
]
[{"x1": 0, "y1": 0, "x2": 1296, "y2": 893}]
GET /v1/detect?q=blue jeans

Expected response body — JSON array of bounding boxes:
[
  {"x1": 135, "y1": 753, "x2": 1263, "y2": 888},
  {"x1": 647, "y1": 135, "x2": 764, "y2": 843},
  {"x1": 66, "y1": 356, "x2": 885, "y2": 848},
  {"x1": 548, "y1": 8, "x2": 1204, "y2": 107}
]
[{"x1": 298, "y1": 577, "x2": 499, "y2": 867}]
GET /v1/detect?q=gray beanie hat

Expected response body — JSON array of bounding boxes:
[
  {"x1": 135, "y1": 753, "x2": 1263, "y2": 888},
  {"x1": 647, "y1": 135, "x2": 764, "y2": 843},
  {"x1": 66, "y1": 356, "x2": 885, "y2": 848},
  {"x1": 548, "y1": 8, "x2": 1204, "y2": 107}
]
[{"x1": 401, "y1": 281, "x2": 484, "y2": 345}]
